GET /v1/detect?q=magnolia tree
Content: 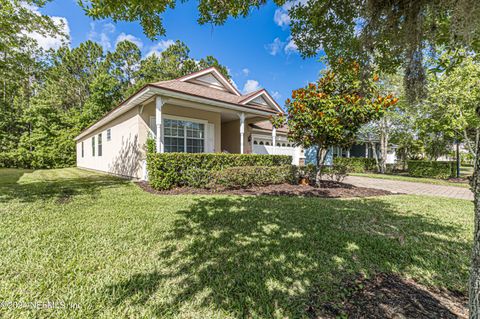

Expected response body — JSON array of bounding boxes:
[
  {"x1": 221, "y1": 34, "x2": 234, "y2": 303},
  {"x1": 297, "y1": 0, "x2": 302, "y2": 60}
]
[{"x1": 272, "y1": 63, "x2": 398, "y2": 185}]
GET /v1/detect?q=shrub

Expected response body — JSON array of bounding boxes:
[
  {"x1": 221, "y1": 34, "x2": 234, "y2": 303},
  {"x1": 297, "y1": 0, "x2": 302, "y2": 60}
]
[
  {"x1": 147, "y1": 152, "x2": 292, "y2": 190},
  {"x1": 407, "y1": 160, "x2": 455, "y2": 179},
  {"x1": 208, "y1": 165, "x2": 295, "y2": 189},
  {"x1": 333, "y1": 157, "x2": 377, "y2": 173},
  {"x1": 322, "y1": 164, "x2": 348, "y2": 182}
]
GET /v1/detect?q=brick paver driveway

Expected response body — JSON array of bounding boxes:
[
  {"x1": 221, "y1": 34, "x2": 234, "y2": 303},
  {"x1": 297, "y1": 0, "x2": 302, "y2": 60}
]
[{"x1": 344, "y1": 176, "x2": 473, "y2": 200}]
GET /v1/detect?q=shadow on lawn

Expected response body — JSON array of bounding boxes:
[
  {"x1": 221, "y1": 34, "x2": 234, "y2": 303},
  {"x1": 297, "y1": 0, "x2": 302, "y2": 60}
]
[
  {"x1": 105, "y1": 196, "x2": 468, "y2": 318},
  {"x1": 0, "y1": 171, "x2": 127, "y2": 203}
]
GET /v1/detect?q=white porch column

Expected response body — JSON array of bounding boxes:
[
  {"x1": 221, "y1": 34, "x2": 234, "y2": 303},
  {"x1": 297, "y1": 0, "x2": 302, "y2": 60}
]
[
  {"x1": 155, "y1": 96, "x2": 164, "y2": 153},
  {"x1": 272, "y1": 127, "x2": 276, "y2": 155},
  {"x1": 239, "y1": 112, "x2": 245, "y2": 154}
]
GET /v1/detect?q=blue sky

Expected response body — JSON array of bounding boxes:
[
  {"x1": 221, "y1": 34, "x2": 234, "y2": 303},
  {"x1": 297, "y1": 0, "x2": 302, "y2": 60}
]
[{"x1": 36, "y1": 0, "x2": 326, "y2": 106}]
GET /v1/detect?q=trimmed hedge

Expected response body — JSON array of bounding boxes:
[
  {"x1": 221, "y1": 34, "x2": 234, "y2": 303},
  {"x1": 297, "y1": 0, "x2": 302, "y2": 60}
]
[
  {"x1": 333, "y1": 157, "x2": 377, "y2": 173},
  {"x1": 147, "y1": 152, "x2": 292, "y2": 190},
  {"x1": 208, "y1": 165, "x2": 295, "y2": 189},
  {"x1": 407, "y1": 160, "x2": 455, "y2": 179}
]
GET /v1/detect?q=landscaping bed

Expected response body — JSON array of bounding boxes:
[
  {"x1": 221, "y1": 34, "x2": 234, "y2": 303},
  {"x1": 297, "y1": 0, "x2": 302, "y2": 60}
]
[{"x1": 136, "y1": 180, "x2": 394, "y2": 198}]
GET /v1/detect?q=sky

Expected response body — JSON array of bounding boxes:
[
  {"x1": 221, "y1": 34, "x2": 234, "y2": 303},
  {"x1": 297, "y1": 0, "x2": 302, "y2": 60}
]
[{"x1": 34, "y1": 0, "x2": 326, "y2": 106}]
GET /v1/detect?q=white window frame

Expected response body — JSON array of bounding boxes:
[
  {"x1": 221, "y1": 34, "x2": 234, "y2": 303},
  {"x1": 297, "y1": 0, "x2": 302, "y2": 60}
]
[
  {"x1": 98, "y1": 133, "x2": 103, "y2": 157},
  {"x1": 162, "y1": 115, "x2": 208, "y2": 153}
]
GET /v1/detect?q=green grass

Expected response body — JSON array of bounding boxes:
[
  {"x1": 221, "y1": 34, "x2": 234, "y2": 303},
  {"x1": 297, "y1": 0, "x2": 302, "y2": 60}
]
[
  {"x1": 0, "y1": 168, "x2": 473, "y2": 318},
  {"x1": 350, "y1": 172, "x2": 471, "y2": 188}
]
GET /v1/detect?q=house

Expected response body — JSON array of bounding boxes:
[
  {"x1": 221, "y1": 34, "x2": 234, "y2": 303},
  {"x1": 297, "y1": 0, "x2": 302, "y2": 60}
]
[
  {"x1": 305, "y1": 141, "x2": 398, "y2": 165},
  {"x1": 74, "y1": 67, "x2": 303, "y2": 179}
]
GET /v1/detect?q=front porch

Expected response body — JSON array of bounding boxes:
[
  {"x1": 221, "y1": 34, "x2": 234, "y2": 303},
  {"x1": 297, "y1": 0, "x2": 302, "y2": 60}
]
[{"x1": 140, "y1": 96, "x2": 276, "y2": 154}]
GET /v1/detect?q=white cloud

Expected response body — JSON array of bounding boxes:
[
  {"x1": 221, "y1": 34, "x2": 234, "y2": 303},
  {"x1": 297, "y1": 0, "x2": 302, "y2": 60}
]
[
  {"x1": 29, "y1": 16, "x2": 70, "y2": 50},
  {"x1": 242, "y1": 80, "x2": 262, "y2": 94},
  {"x1": 271, "y1": 91, "x2": 281, "y2": 100},
  {"x1": 284, "y1": 37, "x2": 298, "y2": 54},
  {"x1": 115, "y1": 32, "x2": 144, "y2": 49},
  {"x1": 265, "y1": 37, "x2": 285, "y2": 56},
  {"x1": 88, "y1": 22, "x2": 116, "y2": 51},
  {"x1": 273, "y1": 0, "x2": 308, "y2": 27},
  {"x1": 274, "y1": 8, "x2": 290, "y2": 27},
  {"x1": 146, "y1": 39, "x2": 175, "y2": 57},
  {"x1": 242, "y1": 68, "x2": 250, "y2": 76},
  {"x1": 22, "y1": 3, "x2": 70, "y2": 50}
]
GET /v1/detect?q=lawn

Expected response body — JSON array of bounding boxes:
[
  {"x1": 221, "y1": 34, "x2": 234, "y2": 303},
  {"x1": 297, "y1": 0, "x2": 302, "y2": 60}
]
[
  {"x1": 350, "y1": 172, "x2": 471, "y2": 188},
  {"x1": 0, "y1": 168, "x2": 473, "y2": 318}
]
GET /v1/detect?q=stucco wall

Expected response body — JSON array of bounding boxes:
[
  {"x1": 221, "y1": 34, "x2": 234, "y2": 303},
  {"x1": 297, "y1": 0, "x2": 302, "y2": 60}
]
[
  {"x1": 76, "y1": 107, "x2": 143, "y2": 179},
  {"x1": 139, "y1": 101, "x2": 222, "y2": 153},
  {"x1": 221, "y1": 117, "x2": 272, "y2": 154},
  {"x1": 221, "y1": 120, "x2": 240, "y2": 153}
]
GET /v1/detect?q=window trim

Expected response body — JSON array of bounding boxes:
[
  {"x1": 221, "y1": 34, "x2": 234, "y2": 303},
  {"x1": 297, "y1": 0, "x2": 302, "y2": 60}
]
[
  {"x1": 98, "y1": 133, "x2": 103, "y2": 157},
  {"x1": 91, "y1": 136, "x2": 95, "y2": 157},
  {"x1": 162, "y1": 115, "x2": 207, "y2": 153},
  {"x1": 106, "y1": 128, "x2": 111, "y2": 141}
]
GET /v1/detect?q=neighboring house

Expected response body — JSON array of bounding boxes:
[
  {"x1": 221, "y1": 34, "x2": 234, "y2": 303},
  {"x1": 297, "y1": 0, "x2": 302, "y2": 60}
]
[
  {"x1": 305, "y1": 142, "x2": 398, "y2": 166},
  {"x1": 74, "y1": 67, "x2": 302, "y2": 180}
]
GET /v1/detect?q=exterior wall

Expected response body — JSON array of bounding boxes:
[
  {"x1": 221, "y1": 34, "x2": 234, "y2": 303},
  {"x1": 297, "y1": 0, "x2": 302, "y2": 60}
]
[
  {"x1": 139, "y1": 101, "x2": 222, "y2": 153},
  {"x1": 221, "y1": 117, "x2": 270, "y2": 154},
  {"x1": 76, "y1": 107, "x2": 143, "y2": 179},
  {"x1": 221, "y1": 119, "x2": 240, "y2": 153}
]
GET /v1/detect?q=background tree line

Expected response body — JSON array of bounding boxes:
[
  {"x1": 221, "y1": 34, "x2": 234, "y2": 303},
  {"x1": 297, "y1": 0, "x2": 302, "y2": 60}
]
[{"x1": 0, "y1": 1, "x2": 229, "y2": 169}]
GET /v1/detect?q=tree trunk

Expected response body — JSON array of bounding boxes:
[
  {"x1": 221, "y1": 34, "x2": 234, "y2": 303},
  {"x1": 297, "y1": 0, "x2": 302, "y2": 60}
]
[
  {"x1": 315, "y1": 146, "x2": 328, "y2": 187},
  {"x1": 377, "y1": 117, "x2": 388, "y2": 173},
  {"x1": 470, "y1": 112, "x2": 480, "y2": 318},
  {"x1": 370, "y1": 142, "x2": 380, "y2": 173}
]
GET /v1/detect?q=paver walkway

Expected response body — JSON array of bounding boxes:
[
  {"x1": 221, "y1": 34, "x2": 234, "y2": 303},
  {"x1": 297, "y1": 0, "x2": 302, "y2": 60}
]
[{"x1": 344, "y1": 176, "x2": 473, "y2": 200}]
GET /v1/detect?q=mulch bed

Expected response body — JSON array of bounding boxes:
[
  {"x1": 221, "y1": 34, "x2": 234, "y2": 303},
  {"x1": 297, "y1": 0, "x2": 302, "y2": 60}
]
[
  {"x1": 316, "y1": 273, "x2": 467, "y2": 319},
  {"x1": 136, "y1": 181, "x2": 394, "y2": 198}
]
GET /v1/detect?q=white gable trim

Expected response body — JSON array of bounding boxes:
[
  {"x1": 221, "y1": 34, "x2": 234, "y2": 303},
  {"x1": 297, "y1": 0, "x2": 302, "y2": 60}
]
[
  {"x1": 239, "y1": 90, "x2": 283, "y2": 113},
  {"x1": 178, "y1": 67, "x2": 241, "y2": 96}
]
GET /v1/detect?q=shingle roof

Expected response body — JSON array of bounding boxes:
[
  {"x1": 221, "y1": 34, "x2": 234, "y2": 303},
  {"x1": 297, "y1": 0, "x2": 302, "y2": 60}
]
[
  {"x1": 249, "y1": 120, "x2": 288, "y2": 133},
  {"x1": 151, "y1": 79, "x2": 281, "y2": 114}
]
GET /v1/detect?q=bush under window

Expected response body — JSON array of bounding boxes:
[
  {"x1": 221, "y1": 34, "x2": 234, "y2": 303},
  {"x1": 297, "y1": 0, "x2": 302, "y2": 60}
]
[{"x1": 147, "y1": 152, "x2": 292, "y2": 190}]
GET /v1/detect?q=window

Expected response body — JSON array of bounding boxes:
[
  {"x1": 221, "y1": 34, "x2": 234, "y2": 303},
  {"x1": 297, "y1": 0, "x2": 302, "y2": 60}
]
[
  {"x1": 164, "y1": 118, "x2": 205, "y2": 153},
  {"x1": 253, "y1": 141, "x2": 258, "y2": 145},
  {"x1": 107, "y1": 129, "x2": 111, "y2": 141},
  {"x1": 98, "y1": 133, "x2": 102, "y2": 156},
  {"x1": 91, "y1": 136, "x2": 95, "y2": 156},
  {"x1": 81, "y1": 142, "x2": 84, "y2": 158}
]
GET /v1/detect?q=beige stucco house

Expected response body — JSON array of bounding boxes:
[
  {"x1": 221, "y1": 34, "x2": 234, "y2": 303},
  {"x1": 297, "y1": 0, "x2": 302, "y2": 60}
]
[{"x1": 75, "y1": 67, "x2": 304, "y2": 179}]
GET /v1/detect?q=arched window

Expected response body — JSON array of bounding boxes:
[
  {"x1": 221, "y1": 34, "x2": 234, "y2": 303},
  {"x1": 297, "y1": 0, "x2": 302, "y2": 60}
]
[
  {"x1": 253, "y1": 141, "x2": 258, "y2": 145},
  {"x1": 282, "y1": 143, "x2": 286, "y2": 147},
  {"x1": 287, "y1": 144, "x2": 291, "y2": 147},
  {"x1": 259, "y1": 141, "x2": 264, "y2": 145},
  {"x1": 277, "y1": 143, "x2": 280, "y2": 147},
  {"x1": 265, "y1": 142, "x2": 270, "y2": 145}
]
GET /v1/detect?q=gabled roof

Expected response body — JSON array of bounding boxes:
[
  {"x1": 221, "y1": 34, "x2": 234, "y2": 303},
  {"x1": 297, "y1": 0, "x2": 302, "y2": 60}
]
[
  {"x1": 75, "y1": 67, "x2": 284, "y2": 140},
  {"x1": 152, "y1": 67, "x2": 283, "y2": 114},
  {"x1": 175, "y1": 66, "x2": 241, "y2": 96},
  {"x1": 238, "y1": 89, "x2": 283, "y2": 113}
]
